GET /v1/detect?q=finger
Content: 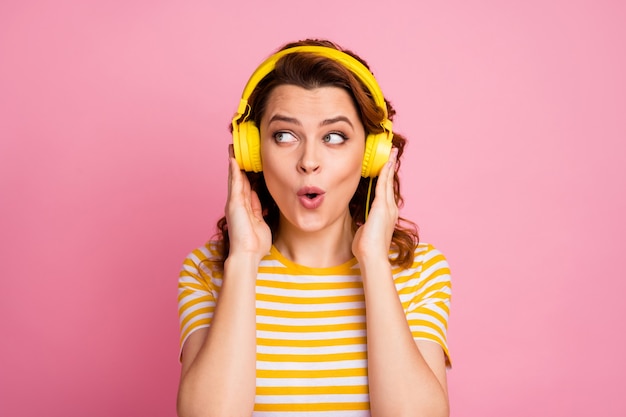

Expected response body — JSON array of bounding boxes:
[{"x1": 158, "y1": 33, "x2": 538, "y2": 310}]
[
  {"x1": 228, "y1": 144, "x2": 244, "y2": 199},
  {"x1": 241, "y1": 164, "x2": 252, "y2": 205},
  {"x1": 228, "y1": 154, "x2": 255, "y2": 216},
  {"x1": 227, "y1": 156, "x2": 239, "y2": 199},
  {"x1": 386, "y1": 147, "x2": 398, "y2": 205},
  {"x1": 250, "y1": 190, "x2": 263, "y2": 221},
  {"x1": 227, "y1": 144, "x2": 235, "y2": 198},
  {"x1": 374, "y1": 147, "x2": 396, "y2": 204},
  {"x1": 227, "y1": 159, "x2": 247, "y2": 219}
]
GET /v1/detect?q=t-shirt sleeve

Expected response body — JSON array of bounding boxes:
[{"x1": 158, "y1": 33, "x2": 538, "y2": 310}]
[
  {"x1": 177, "y1": 243, "x2": 223, "y2": 358},
  {"x1": 403, "y1": 243, "x2": 452, "y2": 366}
]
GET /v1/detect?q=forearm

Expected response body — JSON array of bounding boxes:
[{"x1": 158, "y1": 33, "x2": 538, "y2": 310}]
[
  {"x1": 361, "y1": 257, "x2": 449, "y2": 417},
  {"x1": 177, "y1": 254, "x2": 259, "y2": 417}
]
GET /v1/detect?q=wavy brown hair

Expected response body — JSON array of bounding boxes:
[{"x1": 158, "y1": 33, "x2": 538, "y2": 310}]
[{"x1": 214, "y1": 39, "x2": 419, "y2": 269}]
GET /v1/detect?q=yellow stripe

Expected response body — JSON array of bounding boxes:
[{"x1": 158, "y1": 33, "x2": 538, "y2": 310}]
[
  {"x1": 413, "y1": 331, "x2": 444, "y2": 346},
  {"x1": 256, "y1": 384, "x2": 368, "y2": 396},
  {"x1": 401, "y1": 292, "x2": 450, "y2": 314},
  {"x1": 255, "y1": 401, "x2": 369, "y2": 412},
  {"x1": 257, "y1": 293, "x2": 364, "y2": 304},
  {"x1": 178, "y1": 292, "x2": 212, "y2": 309},
  {"x1": 257, "y1": 336, "x2": 366, "y2": 348},
  {"x1": 257, "y1": 351, "x2": 365, "y2": 363},
  {"x1": 256, "y1": 368, "x2": 367, "y2": 379},
  {"x1": 181, "y1": 258, "x2": 201, "y2": 268},
  {"x1": 178, "y1": 293, "x2": 213, "y2": 314},
  {"x1": 398, "y1": 273, "x2": 450, "y2": 295},
  {"x1": 256, "y1": 279, "x2": 362, "y2": 291},
  {"x1": 256, "y1": 307, "x2": 365, "y2": 319},
  {"x1": 408, "y1": 319, "x2": 446, "y2": 340},
  {"x1": 180, "y1": 306, "x2": 214, "y2": 329},
  {"x1": 258, "y1": 266, "x2": 359, "y2": 276},
  {"x1": 437, "y1": 300, "x2": 451, "y2": 315},
  {"x1": 412, "y1": 307, "x2": 447, "y2": 326},
  {"x1": 257, "y1": 322, "x2": 365, "y2": 333},
  {"x1": 177, "y1": 280, "x2": 208, "y2": 291},
  {"x1": 420, "y1": 293, "x2": 452, "y2": 314},
  {"x1": 422, "y1": 251, "x2": 447, "y2": 268},
  {"x1": 179, "y1": 317, "x2": 210, "y2": 345}
]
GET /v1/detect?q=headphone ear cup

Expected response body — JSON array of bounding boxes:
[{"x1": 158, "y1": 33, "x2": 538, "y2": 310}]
[
  {"x1": 234, "y1": 120, "x2": 263, "y2": 172},
  {"x1": 362, "y1": 131, "x2": 393, "y2": 177}
]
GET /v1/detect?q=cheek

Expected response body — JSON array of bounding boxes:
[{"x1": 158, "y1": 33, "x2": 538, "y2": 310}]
[
  {"x1": 260, "y1": 156, "x2": 288, "y2": 201},
  {"x1": 337, "y1": 156, "x2": 365, "y2": 194},
  {"x1": 260, "y1": 144, "x2": 282, "y2": 176},
  {"x1": 345, "y1": 147, "x2": 365, "y2": 177}
]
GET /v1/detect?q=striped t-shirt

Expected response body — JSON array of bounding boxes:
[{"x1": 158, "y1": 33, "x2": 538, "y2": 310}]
[{"x1": 178, "y1": 242, "x2": 451, "y2": 416}]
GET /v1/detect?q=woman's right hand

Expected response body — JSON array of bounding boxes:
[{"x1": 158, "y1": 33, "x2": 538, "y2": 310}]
[{"x1": 225, "y1": 145, "x2": 272, "y2": 262}]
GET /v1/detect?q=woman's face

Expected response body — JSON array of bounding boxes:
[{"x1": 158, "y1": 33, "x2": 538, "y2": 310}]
[{"x1": 260, "y1": 84, "x2": 365, "y2": 235}]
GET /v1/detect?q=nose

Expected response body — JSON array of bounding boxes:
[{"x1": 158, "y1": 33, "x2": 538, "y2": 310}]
[{"x1": 297, "y1": 140, "x2": 320, "y2": 174}]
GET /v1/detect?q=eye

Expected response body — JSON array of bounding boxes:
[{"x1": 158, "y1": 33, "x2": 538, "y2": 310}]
[
  {"x1": 273, "y1": 131, "x2": 297, "y2": 143},
  {"x1": 323, "y1": 132, "x2": 347, "y2": 144}
]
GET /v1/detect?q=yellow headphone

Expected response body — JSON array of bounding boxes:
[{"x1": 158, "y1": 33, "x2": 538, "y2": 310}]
[{"x1": 231, "y1": 45, "x2": 393, "y2": 177}]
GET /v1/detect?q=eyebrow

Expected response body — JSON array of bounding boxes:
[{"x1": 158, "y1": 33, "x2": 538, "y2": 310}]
[
  {"x1": 268, "y1": 114, "x2": 301, "y2": 126},
  {"x1": 267, "y1": 114, "x2": 354, "y2": 129},
  {"x1": 320, "y1": 116, "x2": 354, "y2": 129}
]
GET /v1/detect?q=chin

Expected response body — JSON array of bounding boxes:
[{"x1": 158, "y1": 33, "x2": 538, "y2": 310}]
[{"x1": 284, "y1": 210, "x2": 352, "y2": 234}]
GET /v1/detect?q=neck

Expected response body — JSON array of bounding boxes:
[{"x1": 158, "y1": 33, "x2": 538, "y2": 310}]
[{"x1": 273, "y1": 214, "x2": 355, "y2": 268}]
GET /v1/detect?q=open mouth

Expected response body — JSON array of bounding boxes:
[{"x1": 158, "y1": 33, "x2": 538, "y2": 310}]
[{"x1": 297, "y1": 187, "x2": 325, "y2": 209}]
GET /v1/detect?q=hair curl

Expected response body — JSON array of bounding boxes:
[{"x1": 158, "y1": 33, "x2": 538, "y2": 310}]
[{"x1": 214, "y1": 39, "x2": 419, "y2": 269}]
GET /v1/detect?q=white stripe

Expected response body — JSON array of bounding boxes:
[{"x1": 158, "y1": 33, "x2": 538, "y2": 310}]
[
  {"x1": 257, "y1": 273, "x2": 362, "y2": 283},
  {"x1": 178, "y1": 289, "x2": 212, "y2": 306},
  {"x1": 256, "y1": 300, "x2": 365, "y2": 311},
  {"x1": 256, "y1": 286, "x2": 363, "y2": 298},
  {"x1": 408, "y1": 312, "x2": 445, "y2": 330},
  {"x1": 256, "y1": 315, "x2": 365, "y2": 326},
  {"x1": 255, "y1": 393, "x2": 369, "y2": 404},
  {"x1": 257, "y1": 330, "x2": 365, "y2": 341},
  {"x1": 253, "y1": 410, "x2": 369, "y2": 417},
  {"x1": 257, "y1": 359, "x2": 366, "y2": 371},
  {"x1": 180, "y1": 312, "x2": 211, "y2": 337},
  {"x1": 257, "y1": 344, "x2": 366, "y2": 355},
  {"x1": 180, "y1": 303, "x2": 211, "y2": 325},
  {"x1": 411, "y1": 301, "x2": 449, "y2": 318},
  {"x1": 256, "y1": 376, "x2": 368, "y2": 387},
  {"x1": 421, "y1": 260, "x2": 449, "y2": 279}
]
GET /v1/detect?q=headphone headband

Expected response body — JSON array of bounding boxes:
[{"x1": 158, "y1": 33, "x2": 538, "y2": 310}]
[{"x1": 235, "y1": 46, "x2": 389, "y2": 125}]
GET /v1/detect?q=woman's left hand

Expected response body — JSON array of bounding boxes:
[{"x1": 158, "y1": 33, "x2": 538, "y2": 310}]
[{"x1": 352, "y1": 147, "x2": 399, "y2": 263}]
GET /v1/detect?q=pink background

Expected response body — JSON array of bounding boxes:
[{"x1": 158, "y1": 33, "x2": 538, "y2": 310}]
[{"x1": 1, "y1": 0, "x2": 625, "y2": 416}]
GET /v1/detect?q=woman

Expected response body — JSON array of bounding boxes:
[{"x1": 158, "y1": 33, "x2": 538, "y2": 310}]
[{"x1": 177, "y1": 39, "x2": 452, "y2": 417}]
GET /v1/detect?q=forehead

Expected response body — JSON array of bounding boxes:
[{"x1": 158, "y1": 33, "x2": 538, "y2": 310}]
[{"x1": 262, "y1": 85, "x2": 360, "y2": 121}]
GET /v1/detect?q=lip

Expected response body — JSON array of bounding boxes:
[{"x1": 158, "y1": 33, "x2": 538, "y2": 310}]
[{"x1": 297, "y1": 186, "x2": 326, "y2": 209}]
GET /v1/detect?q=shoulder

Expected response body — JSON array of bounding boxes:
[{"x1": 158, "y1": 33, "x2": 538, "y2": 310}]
[
  {"x1": 412, "y1": 243, "x2": 450, "y2": 271},
  {"x1": 392, "y1": 242, "x2": 451, "y2": 287},
  {"x1": 182, "y1": 240, "x2": 223, "y2": 265},
  {"x1": 391, "y1": 242, "x2": 450, "y2": 272},
  {"x1": 180, "y1": 241, "x2": 224, "y2": 284}
]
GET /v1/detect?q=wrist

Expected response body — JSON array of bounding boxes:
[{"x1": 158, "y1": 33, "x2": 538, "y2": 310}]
[
  {"x1": 356, "y1": 253, "x2": 391, "y2": 272},
  {"x1": 224, "y1": 252, "x2": 262, "y2": 283},
  {"x1": 225, "y1": 251, "x2": 264, "y2": 270},
  {"x1": 354, "y1": 246, "x2": 390, "y2": 265}
]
